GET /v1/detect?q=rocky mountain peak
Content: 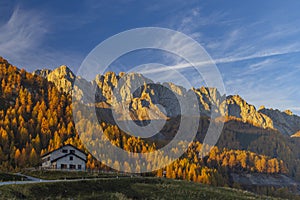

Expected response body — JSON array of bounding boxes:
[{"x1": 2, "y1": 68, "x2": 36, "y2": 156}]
[
  {"x1": 50, "y1": 65, "x2": 75, "y2": 81},
  {"x1": 258, "y1": 105, "x2": 265, "y2": 111},
  {"x1": 291, "y1": 131, "x2": 300, "y2": 137},
  {"x1": 191, "y1": 87, "x2": 224, "y2": 116},
  {"x1": 259, "y1": 108, "x2": 300, "y2": 135},
  {"x1": 226, "y1": 95, "x2": 273, "y2": 129},
  {"x1": 31, "y1": 64, "x2": 300, "y2": 136},
  {"x1": 291, "y1": 131, "x2": 300, "y2": 138},
  {"x1": 284, "y1": 109, "x2": 293, "y2": 116},
  {"x1": 162, "y1": 82, "x2": 186, "y2": 96},
  {"x1": 32, "y1": 65, "x2": 75, "y2": 94}
]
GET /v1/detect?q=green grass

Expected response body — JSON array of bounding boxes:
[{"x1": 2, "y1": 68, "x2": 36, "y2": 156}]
[
  {"x1": 22, "y1": 170, "x2": 129, "y2": 180},
  {"x1": 0, "y1": 172, "x2": 27, "y2": 182},
  {"x1": 0, "y1": 177, "x2": 285, "y2": 200}
]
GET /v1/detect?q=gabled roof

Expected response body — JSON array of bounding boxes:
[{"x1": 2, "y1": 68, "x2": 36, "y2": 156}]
[
  {"x1": 51, "y1": 152, "x2": 87, "y2": 163},
  {"x1": 41, "y1": 144, "x2": 88, "y2": 158}
]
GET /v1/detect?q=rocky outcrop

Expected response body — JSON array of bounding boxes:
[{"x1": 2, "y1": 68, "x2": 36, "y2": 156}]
[
  {"x1": 32, "y1": 65, "x2": 300, "y2": 134},
  {"x1": 32, "y1": 69, "x2": 52, "y2": 78},
  {"x1": 193, "y1": 87, "x2": 226, "y2": 117},
  {"x1": 33, "y1": 65, "x2": 75, "y2": 94},
  {"x1": 226, "y1": 95, "x2": 273, "y2": 129},
  {"x1": 90, "y1": 72, "x2": 275, "y2": 130},
  {"x1": 259, "y1": 108, "x2": 300, "y2": 135},
  {"x1": 47, "y1": 65, "x2": 75, "y2": 94},
  {"x1": 291, "y1": 131, "x2": 300, "y2": 138}
]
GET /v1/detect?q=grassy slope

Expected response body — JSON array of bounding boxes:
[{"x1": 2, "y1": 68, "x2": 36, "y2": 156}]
[
  {"x1": 0, "y1": 177, "x2": 283, "y2": 200},
  {"x1": 0, "y1": 172, "x2": 27, "y2": 182},
  {"x1": 22, "y1": 170, "x2": 128, "y2": 180}
]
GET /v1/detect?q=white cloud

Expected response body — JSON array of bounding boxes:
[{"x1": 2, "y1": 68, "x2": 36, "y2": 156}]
[
  {"x1": 215, "y1": 44, "x2": 300, "y2": 64},
  {"x1": 248, "y1": 58, "x2": 276, "y2": 70},
  {"x1": 138, "y1": 45, "x2": 299, "y2": 76},
  {"x1": 155, "y1": 5, "x2": 300, "y2": 75},
  {"x1": 0, "y1": 7, "x2": 83, "y2": 72},
  {"x1": 0, "y1": 7, "x2": 47, "y2": 61}
]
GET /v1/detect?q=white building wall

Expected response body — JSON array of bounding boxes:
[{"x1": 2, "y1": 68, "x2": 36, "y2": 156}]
[
  {"x1": 41, "y1": 145, "x2": 86, "y2": 171},
  {"x1": 50, "y1": 146, "x2": 86, "y2": 161},
  {"x1": 55, "y1": 155, "x2": 86, "y2": 170}
]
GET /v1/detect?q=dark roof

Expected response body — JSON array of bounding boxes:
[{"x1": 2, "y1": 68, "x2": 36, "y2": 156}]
[
  {"x1": 51, "y1": 152, "x2": 87, "y2": 163},
  {"x1": 41, "y1": 144, "x2": 88, "y2": 158}
]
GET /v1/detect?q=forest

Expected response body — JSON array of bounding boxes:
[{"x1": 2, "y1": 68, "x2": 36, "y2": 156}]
[{"x1": 0, "y1": 56, "x2": 298, "y2": 188}]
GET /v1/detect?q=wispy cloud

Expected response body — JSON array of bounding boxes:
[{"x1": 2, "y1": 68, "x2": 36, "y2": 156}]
[
  {"x1": 139, "y1": 45, "x2": 299, "y2": 75},
  {"x1": 248, "y1": 58, "x2": 276, "y2": 70},
  {"x1": 0, "y1": 6, "x2": 82, "y2": 72},
  {"x1": 154, "y1": 5, "x2": 300, "y2": 72},
  {"x1": 215, "y1": 45, "x2": 300, "y2": 65},
  {"x1": 153, "y1": 5, "x2": 300, "y2": 114},
  {"x1": 0, "y1": 7, "x2": 47, "y2": 62}
]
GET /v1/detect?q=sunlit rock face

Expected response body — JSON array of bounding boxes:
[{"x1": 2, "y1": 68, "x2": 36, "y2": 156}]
[
  {"x1": 226, "y1": 95, "x2": 273, "y2": 129},
  {"x1": 34, "y1": 65, "x2": 300, "y2": 135},
  {"x1": 46, "y1": 65, "x2": 75, "y2": 94},
  {"x1": 33, "y1": 65, "x2": 75, "y2": 94},
  {"x1": 291, "y1": 131, "x2": 300, "y2": 137},
  {"x1": 259, "y1": 108, "x2": 300, "y2": 135}
]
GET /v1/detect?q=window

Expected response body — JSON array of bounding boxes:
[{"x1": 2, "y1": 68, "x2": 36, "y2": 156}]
[
  {"x1": 70, "y1": 150, "x2": 75, "y2": 154},
  {"x1": 78, "y1": 165, "x2": 81, "y2": 170},
  {"x1": 62, "y1": 149, "x2": 68, "y2": 153},
  {"x1": 70, "y1": 156, "x2": 73, "y2": 161},
  {"x1": 61, "y1": 164, "x2": 67, "y2": 169},
  {"x1": 69, "y1": 164, "x2": 76, "y2": 169}
]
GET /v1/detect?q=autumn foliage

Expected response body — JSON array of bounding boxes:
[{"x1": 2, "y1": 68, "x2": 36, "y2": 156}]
[{"x1": 0, "y1": 57, "x2": 295, "y2": 187}]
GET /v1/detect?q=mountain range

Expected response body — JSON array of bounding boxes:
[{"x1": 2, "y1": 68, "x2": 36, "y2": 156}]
[
  {"x1": 2, "y1": 56, "x2": 300, "y2": 197},
  {"x1": 33, "y1": 64, "x2": 300, "y2": 136}
]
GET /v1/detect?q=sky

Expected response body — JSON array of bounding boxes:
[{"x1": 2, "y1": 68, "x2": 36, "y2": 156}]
[{"x1": 0, "y1": 0, "x2": 300, "y2": 114}]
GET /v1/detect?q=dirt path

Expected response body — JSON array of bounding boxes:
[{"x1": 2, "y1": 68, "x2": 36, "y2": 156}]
[{"x1": 0, "y1": 173, "x2": 127, "y2": 186}]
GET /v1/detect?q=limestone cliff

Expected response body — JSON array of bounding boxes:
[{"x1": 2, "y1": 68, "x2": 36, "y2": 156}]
[
  {"x1": 259, "y1": 108, "x2": 300, "y2": 135},
  {"x1": 32, "y1": 65, "x2": 300, "y2": 135},
  {"x1": 226, "y1": 95, "x2": 273, "y2": 129},
  {"x1": 33, "y1": 65, "x2": 75, "y2": 94}
]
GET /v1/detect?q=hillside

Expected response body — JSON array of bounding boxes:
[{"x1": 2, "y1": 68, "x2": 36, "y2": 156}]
[
  {"x1": 0, "y1": 177, "x2": 291, "y2": 200},
  {"x1": 0, "y1": 56, "x2": 300, "y2": 197}
]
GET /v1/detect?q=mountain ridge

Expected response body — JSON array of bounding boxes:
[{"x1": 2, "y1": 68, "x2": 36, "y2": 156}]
[
  {"x1": 32, "y1": 64, "x2": 300, "y2": 136},
  {"x1": 2, "y1": 56, "x2": 300, "y2": 196}
]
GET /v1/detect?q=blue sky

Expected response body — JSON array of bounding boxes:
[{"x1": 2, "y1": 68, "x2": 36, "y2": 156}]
[{"x1": 1, "y1": 0, "x2": 300, "y2": 114}]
